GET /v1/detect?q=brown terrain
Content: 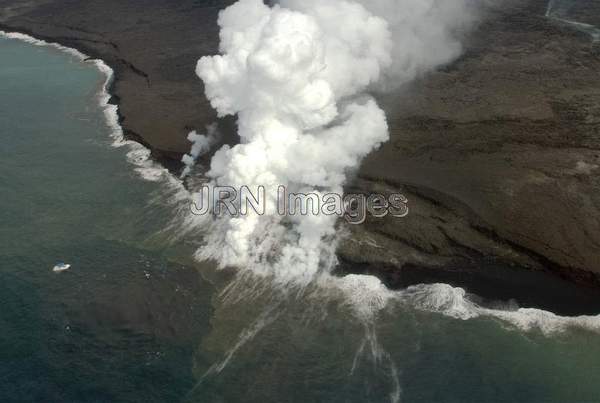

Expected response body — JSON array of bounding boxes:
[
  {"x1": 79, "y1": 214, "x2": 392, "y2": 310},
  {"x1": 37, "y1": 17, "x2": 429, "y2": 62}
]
[{"x1": 1, "y1": 0, "x2": 599, "y2": 312}]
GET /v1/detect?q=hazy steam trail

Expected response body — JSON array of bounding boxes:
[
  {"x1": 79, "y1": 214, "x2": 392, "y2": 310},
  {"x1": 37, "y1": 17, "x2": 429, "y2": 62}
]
[{"x1": 546, "y1": 0, "x2": 600, "y2": 42}]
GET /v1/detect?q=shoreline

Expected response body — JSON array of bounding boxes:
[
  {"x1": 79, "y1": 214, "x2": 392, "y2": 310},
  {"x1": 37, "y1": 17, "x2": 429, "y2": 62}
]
[
  {"x1": 0, "y1": 29, "x2": 176, "y2": 183},
  {"x1": 1, "y1": 25, "x2": 599, "y2": 319},
  {"x1": 2, "y1": 1, "x2": 600, "y2": 288},
  {"x1": 0, "y1": 22, "x2": 186, "y2": 168}
]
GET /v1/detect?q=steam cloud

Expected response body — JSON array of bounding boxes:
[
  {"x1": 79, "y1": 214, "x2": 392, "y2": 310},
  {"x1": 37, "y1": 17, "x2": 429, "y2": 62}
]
[
  {"x1": 181, "y1": 123, "x2": 219, "y2": 178},
  {"x1": 193, "y1": 0, "x2": 474, "y2": 285}
]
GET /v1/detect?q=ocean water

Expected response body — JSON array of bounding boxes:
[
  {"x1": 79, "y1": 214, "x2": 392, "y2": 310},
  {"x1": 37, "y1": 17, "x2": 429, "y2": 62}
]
[
  {"x1": 0, "y1": 35, "x2": 215, "y2": 402},
  {"x1": 2, "y1": 34, "x2": 600, "y2": 403}
]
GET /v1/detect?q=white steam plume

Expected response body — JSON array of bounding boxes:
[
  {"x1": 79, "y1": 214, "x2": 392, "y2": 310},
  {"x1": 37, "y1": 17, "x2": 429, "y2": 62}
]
[
  {"x1": 181, "y1": 123, "x2": 219, "y2": 178},
  {"x1": 193, "y1": 0, "x2": 474, "y2": 285}
]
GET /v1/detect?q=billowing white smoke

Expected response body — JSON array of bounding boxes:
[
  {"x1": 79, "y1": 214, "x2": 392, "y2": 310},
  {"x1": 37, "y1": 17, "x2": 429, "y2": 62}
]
[{"x1": 194, "y1": 0, "x2": 474, "y2": 285}]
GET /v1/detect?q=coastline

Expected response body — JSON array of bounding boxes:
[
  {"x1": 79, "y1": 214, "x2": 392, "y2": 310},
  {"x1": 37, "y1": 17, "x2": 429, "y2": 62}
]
[
  {"x1": 0, "y1": 29, "x2": 175, "y2": 184},
  {"x1": 2, "y1": 1, "x2": 600, "y2": 292},
  {"x1": 2, "y1": 7, "x2": 600, "y2": 318},
  {"x1": 3, "y1": 5, "x2": 600, "y2": 401},
  {"x1": 0, "y1": 21, "x2": 193, "y2": 168}
]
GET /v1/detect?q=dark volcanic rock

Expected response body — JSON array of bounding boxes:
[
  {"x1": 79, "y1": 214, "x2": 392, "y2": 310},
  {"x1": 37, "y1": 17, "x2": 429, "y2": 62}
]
[
  {"x1": 339, "y1": 0, "x2": 600, "y2": 290},
  {"x1": 1, "y1": 0, "x2": 599, "y2": 301}
]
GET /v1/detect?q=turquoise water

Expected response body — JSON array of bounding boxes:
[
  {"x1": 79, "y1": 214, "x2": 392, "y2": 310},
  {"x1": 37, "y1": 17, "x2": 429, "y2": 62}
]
[{"x1": 2, "y1": 35, "x2": 600, "y2": 403}]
